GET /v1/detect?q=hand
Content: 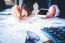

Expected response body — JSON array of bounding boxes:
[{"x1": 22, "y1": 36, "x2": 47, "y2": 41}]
[
  {"x1": 44, "y1": 40, "x2": 52, "y2": 43},
  {"x1": 39, "y1": 5, "x2": 56, "y2": 19},
  {"x1": 46, "y1": 5, "x2": 56, "y2": 18},
  {"x1": 11, "y1": 5, "x2": 27, "y2": 20}
]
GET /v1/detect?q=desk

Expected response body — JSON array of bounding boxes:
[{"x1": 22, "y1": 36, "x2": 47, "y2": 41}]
[{"x1": 0, "y1": 15, "x2": 65, "y2": 43}]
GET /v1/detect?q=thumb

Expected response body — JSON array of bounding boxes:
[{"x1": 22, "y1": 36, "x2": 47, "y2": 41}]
[{"x1": 21, "y1": 8, "x2": 27, "y2": 17}]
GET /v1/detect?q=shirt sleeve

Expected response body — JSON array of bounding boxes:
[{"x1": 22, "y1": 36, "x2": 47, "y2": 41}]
[{"x1": 22, "y1": 0, "x2": 36, "y2": 10}]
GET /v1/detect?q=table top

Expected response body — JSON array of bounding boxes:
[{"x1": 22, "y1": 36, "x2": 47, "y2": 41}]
[
  {"x1": 0, "y1": 15, "x2": 65, "y2": 29},
  {"x1": 0, "y1": 15, "x2": 65, "y2": 43}
]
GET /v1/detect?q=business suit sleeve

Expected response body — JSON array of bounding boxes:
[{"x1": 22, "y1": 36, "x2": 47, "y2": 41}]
[
  {"x1": 0, "y1": 0, "x2": 6, "y2": 11},
  {"x1": 51, "y1": 0, "x2": 65, "y2": 18},
  {"x1": 22, "y1": 0, "x2": 37, "y2": 10}
]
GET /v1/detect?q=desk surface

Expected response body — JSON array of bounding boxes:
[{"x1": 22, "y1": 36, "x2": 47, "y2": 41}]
[
  {"x1": 0, "y1": 15, "x2": 65, "y2": 43},
  {"x1": 1, "y1": 15, "x2": 65, "y2": 28}
]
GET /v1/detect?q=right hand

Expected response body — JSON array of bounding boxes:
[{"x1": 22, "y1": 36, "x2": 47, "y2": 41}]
[
  {"x1": 11, "y1": 5, "x2": 27, "y2": 20},
  {"x1": 46, "y1": 5, "x2": 56, "y2": 18},
  {"x1": 41, "y1": 5, "x2": 56, "y2": 19}
]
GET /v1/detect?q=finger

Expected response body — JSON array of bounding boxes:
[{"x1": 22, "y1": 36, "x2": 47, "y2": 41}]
[
  {"x1": 11, "y1": 5, "x2": 21, "y2": 19},
  {"x1": 47, "y1": 6, "x2": 56, "y2": 17},
  {"x1": 21, "y1": 8, "x2": 27, "y2": 16}
]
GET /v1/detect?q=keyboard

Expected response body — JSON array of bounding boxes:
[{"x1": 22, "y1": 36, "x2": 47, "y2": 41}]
[{"x1": 42, "y1": 26, "x2": 65, "y2": 43}]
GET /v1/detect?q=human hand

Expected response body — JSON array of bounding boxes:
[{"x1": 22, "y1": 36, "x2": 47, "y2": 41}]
[
  {"x1": 46, "y1": 5, "x2": 56, "y2": 18},
  {"x1": 41, "y1": 5, "x2": 56, "y2": 19},
  {"x1": 11, "y1": 5, "x2": 27, "y2": 20}
]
